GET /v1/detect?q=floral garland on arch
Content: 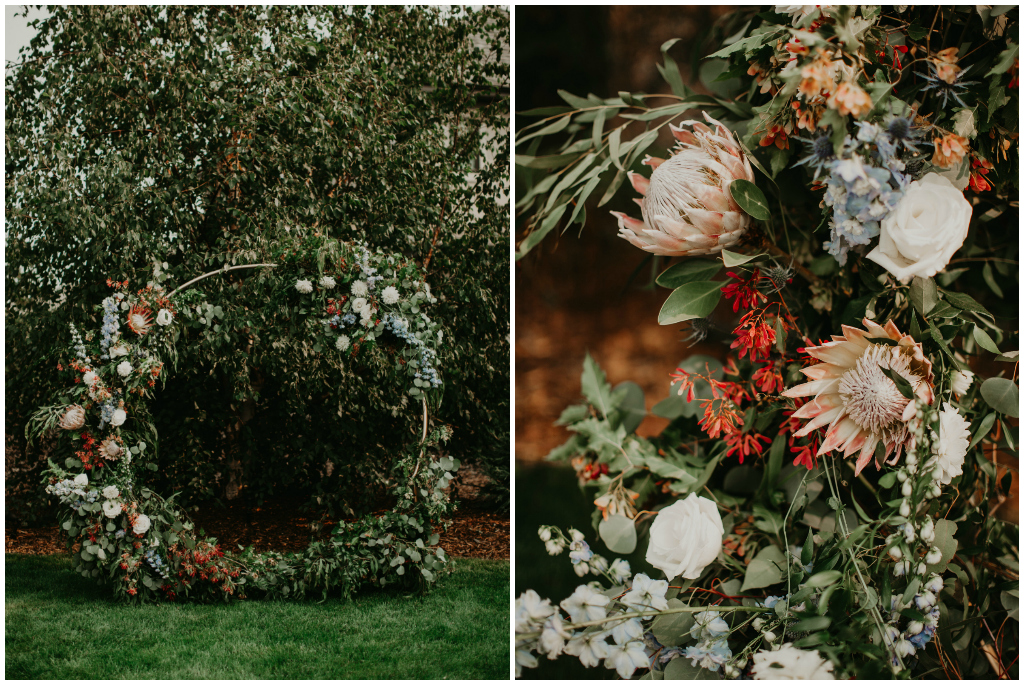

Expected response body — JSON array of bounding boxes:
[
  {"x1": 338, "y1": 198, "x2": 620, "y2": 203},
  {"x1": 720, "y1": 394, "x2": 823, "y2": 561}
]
[
  {"x1": 516, "y1": 5, "x2": 1018, "y2": 681},
  {"x1": 32, "y1": 239, "x2": 459, "y2": 603}
]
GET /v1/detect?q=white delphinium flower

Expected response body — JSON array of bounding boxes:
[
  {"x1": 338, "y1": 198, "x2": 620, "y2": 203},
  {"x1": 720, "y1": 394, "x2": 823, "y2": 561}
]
[
  {"x1": 750, "y1": 642, "x2": 836, "y2": 679},
  {"x1": 589, "y1": 554, "x2": 609, "y2": 575},
  {"x1": 608, "y1": 615, "x2": 644, "y2": 645},
  {"x1": 538, "y1": 614, "x2": 571, "y2": 659},
  {"x1": 895, "y1": 639, "x2": 916, "y2": 658},
  {"x1": 573, "y1": 562, "x2": 590, "y2": 578},
  {"x1": 381, "y1": 285, "x2": 400, "y2": 305},
  {"x1": 608, "y1": 558, "x2": 631, "y2": 584},
  {"x1": 915, "y1": 591, "x2": 937, "y2": 610},
  {"x1": 111, "y1": 408, "x2": 127, "y2": 427},
  {"x1": 319, "y1": 276, "x2": 336, "y2": 289},
  {"x1": 294, "y1": 279, "x2": 313, "y2": 294},
  {"x1": 569, "y1": 528, "x2": 585, "y2": 542},
  {"x1": 621, "y1": 572, "x2": 670, "y2": 611},
  {"x1": 564, "y1": 631, "x2": 610, "y2": 668},
  {"x1": 950, "y1": 369, "x2": 974, "y2": 396},
  {"x1": 156, "y1": 309, "x2": 173, "y2": 326},
  {"x1": 690, "y1": 610, "x2": 730, "y2": 640},
  {"x1": 102, "y1": 500, "x2": 122, "y2": 518},
  {"x1": 604, "y1": 640, "x2": 649, "y2": 679},
  {"x1": 102, "y1": 485, "x2": 120, "y2": 499},
  {"x1": 515, "y1": 647, "x2": 538, "y2": 678},
  {"x1": 926, "y1": 574, "x2": 944, "y2": 594},
  {"x1": 560, "y1": 584, "x2": 611, "y2": 623},
  {"x1": 133, "y1": 514, "x2": 152, "y2": 535},
  {"x1": 928, "y1": 402, "x2": 970, "y2": 484},
  {"x1": 351, "y1": 280, "x2": 368, "y2": 297},
  {"x1": 545, "y1": 538, "x2": 566, "y2": 556},
  {"x1": 74, "y1": 473, "x2": 89, "y2": 486},
  {"x1": 336, "y1": 335, "x2": 350, "y2": 352},
  {"x1": 117, "y1": 361, "x2": 133, "y2": 377},
  {"x1": 515, "y1": 589, "x2": 555, "y2": 632}
]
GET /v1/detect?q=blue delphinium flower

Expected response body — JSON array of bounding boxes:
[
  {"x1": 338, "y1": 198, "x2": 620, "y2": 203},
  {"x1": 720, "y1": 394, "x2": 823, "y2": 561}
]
[{"x1": 683, "y1": 638, "x2": 732, "y2": 672}]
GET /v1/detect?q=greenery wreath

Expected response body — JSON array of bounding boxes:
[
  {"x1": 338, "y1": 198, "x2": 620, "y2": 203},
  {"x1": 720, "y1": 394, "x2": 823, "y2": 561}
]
[{"x1": 30, "y1": 238, "x2": 459, "y2": 603}]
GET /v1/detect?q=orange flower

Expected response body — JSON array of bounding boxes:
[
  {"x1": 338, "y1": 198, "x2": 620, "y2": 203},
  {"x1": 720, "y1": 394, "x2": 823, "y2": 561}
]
[
  {"x1": 828, "y1": 82, "x2": 872, "y2": 118},
  {"x1": 933, "y1": 47, "x2": 960, "y2": 85},
  {"x1": 932, "y1": 132, "x2": 969, "y2": 169}
]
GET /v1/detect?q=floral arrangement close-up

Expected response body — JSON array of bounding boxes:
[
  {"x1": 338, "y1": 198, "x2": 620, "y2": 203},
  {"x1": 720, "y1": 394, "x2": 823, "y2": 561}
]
[{"x1": 516, "y1": 5, "x2": 1018, "y2": 680}]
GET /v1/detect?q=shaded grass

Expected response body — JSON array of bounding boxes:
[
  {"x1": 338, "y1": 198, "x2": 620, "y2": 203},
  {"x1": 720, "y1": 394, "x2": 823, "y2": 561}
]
[{"x1": 5, "y1": 554, "x2": 509, "y2": 679}]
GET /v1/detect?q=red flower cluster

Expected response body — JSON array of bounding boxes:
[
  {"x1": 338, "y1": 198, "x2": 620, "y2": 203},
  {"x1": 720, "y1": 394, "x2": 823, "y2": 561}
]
[
  {"x1": 76, "y1": 432, "x2": 104, "y2": 471},
  {"x1": 730, "y1": 311, "x2": 779, "y2": 362},
  {"x1": 968, "y1": 156, "x2": 994, "y2": 192},
  {"x1": 751, "y1": 363, "x2": 784, "y2": 394},
  {"x1": 724, "y1": 431, "x2": 771, "y2": 463},
  {"x1": 721, "y1": 270, "x2": 766, "y2": 313}
]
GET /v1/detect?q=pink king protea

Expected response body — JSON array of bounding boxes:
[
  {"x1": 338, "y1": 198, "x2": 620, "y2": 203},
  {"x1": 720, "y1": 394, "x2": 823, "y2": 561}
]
[
  {"x1": 782, "y1": 319, "x2": 934, "y2": 475},
  {"x1": 612, "y1": 112, "x2": 756, "y2": 257}
]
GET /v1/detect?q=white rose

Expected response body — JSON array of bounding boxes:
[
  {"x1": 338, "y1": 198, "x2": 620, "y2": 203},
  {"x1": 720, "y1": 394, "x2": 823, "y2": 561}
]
[
  {"x1": 73, "y1": 473, "x2": 88, "y2": 486},
  {"x1": 866, "y1": 173, "x2": 972, "y2": 283},
  {"x1": 102, "y1": 485, "x2": 120, "y2": 499},
  {"x1": 111, "y1": 408, "x2": 127, "y2": 427},
  {"x1": 83, "y1": 370, "x2": 98, "y2": 386},
  {"x1": 133, "y1": 514, "x2": 152, "y2": 535},
  {"x1": 102, "y1": 500, "x2": 123, "y2": 518},
  {"x1": 929, "y1": 402, "x2": 970, "y2": 485},
  {"x1": 751, "y1": 643, "x2": 835, "y2": 680},
  {"x1": 156, "y1": 309, "x2": 173, "y2": 326},
  {"x1": 117, "y1": 361, "x2": 133, "y2": 377},
  {"x1": 351, "y1": 297, "x2": 368, "y2": 313},
  {"x1": 645, "y1": 492, "x2": 724, "y2": 580}
]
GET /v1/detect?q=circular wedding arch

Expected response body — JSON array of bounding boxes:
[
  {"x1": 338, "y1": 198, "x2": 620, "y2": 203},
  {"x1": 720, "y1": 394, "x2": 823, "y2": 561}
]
[{"x1": 33, "y1": 239, "x2": 458, "y2": 603}]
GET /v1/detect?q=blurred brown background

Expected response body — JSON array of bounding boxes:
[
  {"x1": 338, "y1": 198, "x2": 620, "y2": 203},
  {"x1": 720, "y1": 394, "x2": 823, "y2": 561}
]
[{"x1": 515, "y1": 6, "x2": 735, "y2": 465}]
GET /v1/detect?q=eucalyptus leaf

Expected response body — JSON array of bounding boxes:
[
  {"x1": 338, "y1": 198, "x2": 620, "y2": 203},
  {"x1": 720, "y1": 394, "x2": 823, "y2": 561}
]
[
  {"x1": 658, "y1": 281, "x2": 723, "y2": 325},
  {"x1": 728, "y1": 179, "x2": 770, "y2": 221}
]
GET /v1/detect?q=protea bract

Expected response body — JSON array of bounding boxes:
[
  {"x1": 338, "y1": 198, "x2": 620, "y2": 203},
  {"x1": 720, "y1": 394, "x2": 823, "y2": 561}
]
[
  {"x1": 127, "y1": 305, "x2": 153, "y2": 336},
  {"x1": 782, "y1": 319, "x2": 934, "y2": 475},
  {"x1": 612, "y1": 112, "x2": 756, "y2": 257}
]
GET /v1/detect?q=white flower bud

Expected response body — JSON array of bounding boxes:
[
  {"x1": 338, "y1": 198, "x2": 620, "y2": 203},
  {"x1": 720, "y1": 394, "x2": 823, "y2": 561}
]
[
  {"x1": 538, "y1": 526, "x2": 552, "y2": 542},
  {"x1": 920, "y1": 519, "x2": 935, "y2": 543},
  {"x1": 764, "y1": 631, "x2": 777, "y2": 642},
  {"x1": 899, "y1": 500, "x2": 911, "y2": 517},
  {"x1": 896, "y1": 470, "x2": 908, "y2": 483},
  {"x1": 903, "y1": 525, "x2": 915, "y2": 544},
  {"x1": 907, "y1": 621, "x2": 924, "y2": 636},
  {"x1": 925, "y1": 547, "x2": 942, "y2": 565},
  {"x1": 926, "y1": 575, "x2": 943, "y2": 594},
  {"x1": 901, "y1": 481, "x2": 913, "y2": 497},
  {"x1": 573, "y1": 562, "x2": 590, "y2": 577},
  {"x1": 569, "y1": 528, "x2": 585, "y2": 542},
  {"x1": 929, "y1": 484, "x2": 941, "y2": 498},
  {"x1": 753, "y1": 618, "x2": 764, "y2": 631},
  {"x1": 917, "y1": 563, "x2": 928, "y2": 575},
  {"x1": 889, "y1": 546, "x2": 903, "y2": 561}
]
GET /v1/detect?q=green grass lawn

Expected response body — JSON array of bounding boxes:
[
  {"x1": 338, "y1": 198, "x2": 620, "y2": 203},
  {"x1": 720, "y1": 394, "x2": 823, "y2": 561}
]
[{"x1": 6, "y1": 554, "x2": 510, "y2": 679}]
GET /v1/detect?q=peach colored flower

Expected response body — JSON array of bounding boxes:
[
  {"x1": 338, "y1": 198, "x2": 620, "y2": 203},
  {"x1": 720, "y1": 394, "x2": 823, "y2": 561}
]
[
  {"x1": 933, "y1": 47, "x2": 960, "y2": 85},
  {"x1": 782, "y1": 319, "x2": 934, "y2": 475},
  {"x1": 932, "y1": 133, "x2": 969, "y2": 169},
  {"x1": 828, "y1": 81, "x2": 873, "y2": 118}
]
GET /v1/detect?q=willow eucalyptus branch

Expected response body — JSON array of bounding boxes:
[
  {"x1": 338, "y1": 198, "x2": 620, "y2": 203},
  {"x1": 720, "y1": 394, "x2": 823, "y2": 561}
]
[{"x1": 167, "y1": 263, "x2": 278, "y2": 298}]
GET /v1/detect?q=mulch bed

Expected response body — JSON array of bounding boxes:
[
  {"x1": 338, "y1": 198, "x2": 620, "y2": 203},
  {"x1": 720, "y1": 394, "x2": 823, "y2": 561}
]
[{"x1": 5, "y1": 464, "x2": 509, "y2": 560}]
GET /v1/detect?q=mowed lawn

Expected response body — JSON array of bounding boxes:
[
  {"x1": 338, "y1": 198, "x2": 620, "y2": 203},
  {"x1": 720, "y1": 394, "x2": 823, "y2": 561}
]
[{"x1": 5, "y1": 554, "x2": 510, "y2": 679}]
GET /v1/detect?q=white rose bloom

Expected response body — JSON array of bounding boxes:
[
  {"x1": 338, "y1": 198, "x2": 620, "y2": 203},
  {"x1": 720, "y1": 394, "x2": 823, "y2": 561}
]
[
  {"x1": 102, "y1": 500, "x2": 123, "y2": 518},
  {"x1": 350, "y1": 297, "x2": 368, "y2": 313},
  {"x1": 294, "y1": 279, "x2": 313, "y2": 294},
  {"x1": 116, "y1": 361, "x2": 133, "y2": 377},
  {"x1": 133, "y1": 514, "x2": 152, "y2": 535},
  {"x1": 351, "y1": 280, "x2": 368, "y2": 297},
  {"x1": 559, "y1": 584, "x2": 610, "y2": 623},
  {"x1": 73, "y1": 473, "x2": 89, "y2": 486},
  {"x1": 929, "y1": 402, "x2": 971, "y2": 485},
  {"x1": 83, "y1": 370, "x2": 98, "y2": 386},
  {"x1": 950, "y1": 369, "x2": 974, "y2": 396},
  {"x1": 319, "y1": 276, "x2": 336, "y2": 289},
  {"x1": 751, "y1": 643, "x2": 836, "y2": 680},
  {"x1": 110, "y1": 345, "x2": 128, "y2": 358},
  {"x1": 102, "y1": 485, "x2": 120, "y2": 499},
  {"x1": 646, "y1": 493, "x2": 724, "y2": 579},
  {"x1": 381, "y1": 286, "x2": 400, "y2": 305},
  {"x1": 156, "y1": 309, "x2": 173, "y2": 326},
  {"x1": 865, "y1": 173, "x2": 972, "y2": 283},
  {"x1": 336, "y1": 335, "x2": 351, "y2": 352},
  {"x1": 111, "y1": 408, "x2": 127, "y2": 427}
]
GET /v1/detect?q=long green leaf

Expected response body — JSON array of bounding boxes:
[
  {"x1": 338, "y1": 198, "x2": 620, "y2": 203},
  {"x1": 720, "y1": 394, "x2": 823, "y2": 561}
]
[
  {"x1": 656, "y1": 259, "x2": 722, "y2": 288},
  {"x1": 729, "y1": 179, "x2": 769, "y2": 221},
  {"x1": 658, "y1": 281, "x2": 723, "y2": 325}
]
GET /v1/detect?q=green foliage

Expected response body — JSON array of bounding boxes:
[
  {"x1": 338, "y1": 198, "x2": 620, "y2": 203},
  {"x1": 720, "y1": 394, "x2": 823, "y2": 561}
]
[{"x1": 5, "y1": 5, "x2": 511, "y2": 519}]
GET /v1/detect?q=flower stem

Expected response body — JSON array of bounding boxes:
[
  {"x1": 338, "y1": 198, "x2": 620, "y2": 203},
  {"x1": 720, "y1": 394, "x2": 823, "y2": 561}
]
[{"x1": 518, "y1": 604, "x2": 774, "y2": 641}]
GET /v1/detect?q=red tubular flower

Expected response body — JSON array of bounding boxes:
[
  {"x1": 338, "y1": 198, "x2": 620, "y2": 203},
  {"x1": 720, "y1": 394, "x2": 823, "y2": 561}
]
[
  {"x1": 721, "y1": 270, "x2": 765, "y2": 313},
  {"x1": 724, "y1": 431, "x2": 771, "y2": 463},
  {"x1": 698, "y1": 399, "x2": 743, "y2": 439},
  {"x1": 752, "y1": 364, "x2": 784, "y2": 394},
  {"x1": 730, "y1": 313, "x2": 776, "y2": 362},
  {"x1": 968, "y1": 156, "x2": 994, "y2": 193}
]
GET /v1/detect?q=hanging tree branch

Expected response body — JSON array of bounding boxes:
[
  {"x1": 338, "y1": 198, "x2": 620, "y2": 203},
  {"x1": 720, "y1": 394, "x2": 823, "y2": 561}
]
[{"x1": 167, "y1": 263, "x2": 278, "y2": 298}]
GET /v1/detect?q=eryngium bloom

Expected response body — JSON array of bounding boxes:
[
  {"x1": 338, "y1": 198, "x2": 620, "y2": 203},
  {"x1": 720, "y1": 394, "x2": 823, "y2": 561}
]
[
  {"x1": 612, "y1": 112, "x2": 755, "y2": 256},
  {"x1": 782, "y1": 319, "x2": 934, "y2": 475}
]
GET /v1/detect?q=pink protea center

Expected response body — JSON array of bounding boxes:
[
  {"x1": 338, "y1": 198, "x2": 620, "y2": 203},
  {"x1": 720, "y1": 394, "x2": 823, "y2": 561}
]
[{"x1": 782, "y1": 319, "x2": 934, "y2": 475}]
